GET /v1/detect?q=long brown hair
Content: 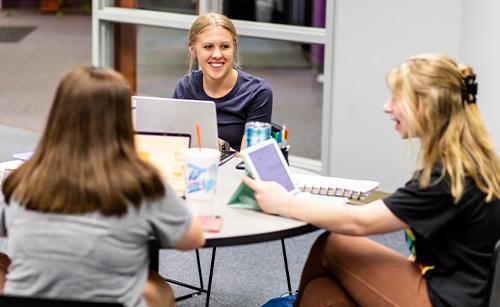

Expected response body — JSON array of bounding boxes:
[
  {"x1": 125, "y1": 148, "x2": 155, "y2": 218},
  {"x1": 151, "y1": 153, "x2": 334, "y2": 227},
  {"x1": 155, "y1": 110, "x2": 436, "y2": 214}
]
[
  {"x1": 387, "y1": 54, "x2": 500, "y2": 202},
  {"x1": 3, "y1": 66, "x2": 165, "y2": 215}
]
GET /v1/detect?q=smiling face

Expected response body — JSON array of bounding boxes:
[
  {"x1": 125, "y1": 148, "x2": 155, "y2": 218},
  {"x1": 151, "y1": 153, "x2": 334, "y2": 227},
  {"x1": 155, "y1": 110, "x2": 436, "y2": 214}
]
[
  {"x1": 190, "y1": 26, "x2": 236, "y2": 83},
  {"x1": 384, "y1": 97, "x2": 409, "y2": 139}
]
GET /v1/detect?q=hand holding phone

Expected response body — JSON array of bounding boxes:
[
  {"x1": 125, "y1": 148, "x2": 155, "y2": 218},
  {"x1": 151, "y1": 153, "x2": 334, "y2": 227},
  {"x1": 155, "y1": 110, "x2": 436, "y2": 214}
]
[{"x1": 197, "y1": 215, "x2": 224, "y2": 233}]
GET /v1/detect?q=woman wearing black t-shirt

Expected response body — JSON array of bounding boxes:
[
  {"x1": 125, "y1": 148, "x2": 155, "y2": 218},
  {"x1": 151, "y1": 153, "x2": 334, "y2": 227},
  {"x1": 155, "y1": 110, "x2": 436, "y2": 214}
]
[{"x1": 244, "y1": 53, "x2": 500, "y2": 306}]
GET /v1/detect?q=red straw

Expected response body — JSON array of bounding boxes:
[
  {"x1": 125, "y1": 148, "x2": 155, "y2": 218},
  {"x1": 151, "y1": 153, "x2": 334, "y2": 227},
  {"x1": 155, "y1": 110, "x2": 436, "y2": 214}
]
[{"x1": 195, "y1": 123, "x2": 203, "y2": 151}]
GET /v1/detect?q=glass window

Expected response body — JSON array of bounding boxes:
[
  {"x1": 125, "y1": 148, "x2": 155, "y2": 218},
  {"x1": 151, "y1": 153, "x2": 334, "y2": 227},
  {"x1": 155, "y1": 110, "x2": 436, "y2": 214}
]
[
  {"x1": 136, "y1": 0, "x2": 197, "y2": 15},
  {"x1": 239, "y1": 37, "x2": 323, "y2": 160},
  {"x1": 223, "y1": 0, "x2": 326, "y2": 28},
  {"x1": 136, "y1": 26, "x2": 189, "y2": 97},
  {"x1": 136, "y1": 28, "x2": 323, "y2": 160}
]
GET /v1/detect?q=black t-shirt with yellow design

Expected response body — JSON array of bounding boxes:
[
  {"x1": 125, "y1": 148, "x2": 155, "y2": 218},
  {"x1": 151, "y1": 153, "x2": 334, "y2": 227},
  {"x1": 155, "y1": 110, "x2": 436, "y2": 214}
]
[{"x1": 384, "y1": 165, "x2": 500, "y2": 307}]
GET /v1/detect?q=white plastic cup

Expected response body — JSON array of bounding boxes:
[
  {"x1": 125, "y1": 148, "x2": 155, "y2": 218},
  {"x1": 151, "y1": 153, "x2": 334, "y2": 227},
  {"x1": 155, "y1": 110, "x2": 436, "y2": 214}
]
[{"x1": 183, "y1": 148, "x2": 220, "y2": 205}]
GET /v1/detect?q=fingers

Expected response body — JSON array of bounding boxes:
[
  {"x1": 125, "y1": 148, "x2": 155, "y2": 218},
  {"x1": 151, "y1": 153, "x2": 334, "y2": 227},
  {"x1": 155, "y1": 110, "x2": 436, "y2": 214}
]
[{"x1": 242, "y1": 176, "x2": 258, "y2": 190}]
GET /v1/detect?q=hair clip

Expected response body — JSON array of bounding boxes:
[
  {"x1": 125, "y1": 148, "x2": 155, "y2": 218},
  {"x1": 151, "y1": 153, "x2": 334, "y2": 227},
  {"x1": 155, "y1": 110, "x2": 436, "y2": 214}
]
[{"x1": 462, "y1": 74, "x2": 478, "y2": 104}]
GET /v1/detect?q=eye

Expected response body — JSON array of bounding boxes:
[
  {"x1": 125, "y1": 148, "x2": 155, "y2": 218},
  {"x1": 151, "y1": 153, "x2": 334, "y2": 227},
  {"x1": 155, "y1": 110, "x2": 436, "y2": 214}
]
[
  {"x1": 221, "y1": 44, "x2": 231, "y2": 49},
  {"x1": 202, "y1": 45, "x2": 212, "y2": 50}
]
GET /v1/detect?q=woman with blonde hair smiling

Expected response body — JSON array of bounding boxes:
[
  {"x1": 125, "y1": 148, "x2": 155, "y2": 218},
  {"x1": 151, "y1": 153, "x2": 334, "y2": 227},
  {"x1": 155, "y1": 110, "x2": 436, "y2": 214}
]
[
  {"x1": 0, "y1": 66, "x2": 204, "y2": 307},
  {"x1": 173, "y1": 12, "x2": 273, "y2": 151},
  {"x1": 244, "y1": 54, "x2": 500, "y2": 306}
]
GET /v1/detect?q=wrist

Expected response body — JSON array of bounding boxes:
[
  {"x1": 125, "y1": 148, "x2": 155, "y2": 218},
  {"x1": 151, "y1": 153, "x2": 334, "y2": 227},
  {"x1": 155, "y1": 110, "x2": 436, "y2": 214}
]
[{"x1": 285, "y1": 195, "x2": 295, "y2": 218}]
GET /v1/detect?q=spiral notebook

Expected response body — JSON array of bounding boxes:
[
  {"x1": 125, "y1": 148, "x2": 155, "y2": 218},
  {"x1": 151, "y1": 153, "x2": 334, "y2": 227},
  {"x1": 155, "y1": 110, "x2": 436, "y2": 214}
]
[{"x1": 292, "y1": 174, "x2": 380, "y2": 200}]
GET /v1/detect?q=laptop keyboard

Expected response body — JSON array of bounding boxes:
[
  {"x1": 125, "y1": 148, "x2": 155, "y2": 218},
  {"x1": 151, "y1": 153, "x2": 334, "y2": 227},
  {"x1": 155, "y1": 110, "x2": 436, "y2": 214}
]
[{"x1": 220, "y1": 150, "x2": 236, "y2": 166}]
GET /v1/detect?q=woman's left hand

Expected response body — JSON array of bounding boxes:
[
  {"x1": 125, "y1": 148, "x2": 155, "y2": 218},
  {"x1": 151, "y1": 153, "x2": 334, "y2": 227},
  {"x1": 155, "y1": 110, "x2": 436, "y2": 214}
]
[{"x1": 242, "y1": 176, "x2": 293, "y2": 217}]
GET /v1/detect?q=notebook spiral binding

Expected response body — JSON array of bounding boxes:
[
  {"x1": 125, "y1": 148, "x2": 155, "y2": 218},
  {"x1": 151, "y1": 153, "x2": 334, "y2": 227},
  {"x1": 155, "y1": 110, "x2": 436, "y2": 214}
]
[{"x1": 299, "y1": 185, "x2": 366, "y2": 200}]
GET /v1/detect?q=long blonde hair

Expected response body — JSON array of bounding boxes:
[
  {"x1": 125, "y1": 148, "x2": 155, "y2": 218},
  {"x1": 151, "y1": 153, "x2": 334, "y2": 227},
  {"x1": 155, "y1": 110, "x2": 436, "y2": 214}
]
[
  {"x1": 3, "y1": 66, "x2": 165, "y2": 216},
  {"x1": 387, "y1": 53, "x2": 500, "y2": 202}
]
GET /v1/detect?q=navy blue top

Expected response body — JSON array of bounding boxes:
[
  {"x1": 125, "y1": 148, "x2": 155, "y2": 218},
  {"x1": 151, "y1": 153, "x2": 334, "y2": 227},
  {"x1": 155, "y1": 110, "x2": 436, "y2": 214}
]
[
  {"x1": 384, "y1": 164, "x2": 500, "y2": 307},
  {"x1": 173, "y1": 70, "x2": 273, "y2": 150}
]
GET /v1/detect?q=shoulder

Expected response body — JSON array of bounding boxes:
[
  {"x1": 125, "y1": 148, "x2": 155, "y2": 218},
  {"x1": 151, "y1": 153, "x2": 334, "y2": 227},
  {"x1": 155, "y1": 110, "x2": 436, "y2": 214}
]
[
  {"x1": 174, "y1": 71, "x2": 203, "y2": 98},
  {"x1": 238, "y1": 70, "x2": 270, "y2": 87},
  {"x1": 237, "y1": 70, "x2": 272, "y2": 97},
  {"x1": 176, "y1": 71, "x2": 203, "y2": 87}
]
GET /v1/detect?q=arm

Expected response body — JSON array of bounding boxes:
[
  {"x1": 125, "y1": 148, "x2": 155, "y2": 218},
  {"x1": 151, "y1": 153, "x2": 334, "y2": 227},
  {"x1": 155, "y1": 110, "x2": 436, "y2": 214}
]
[
  {"x1": 239, "y1": 86, "x2": 272, "y2": 151},
  {"x1": 243, "y1": 177, "x2": 406, "y2": 236},
  {"x1": 246, "y1": 85, "x2": 273, "y2": 123},
  {"x1": 289, "y1": 198, "x2": 406, "y2": 236},
  {"x1": 173, "y1": 217, "x2": 205, "y2": 250},
  {"x1": 239, "y1": 135, "x2": 247, "y2": 151}
]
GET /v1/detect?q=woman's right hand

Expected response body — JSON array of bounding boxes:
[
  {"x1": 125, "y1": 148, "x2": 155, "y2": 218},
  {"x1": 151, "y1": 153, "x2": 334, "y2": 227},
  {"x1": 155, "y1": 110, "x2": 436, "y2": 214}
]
[{"x1": 242, "y1": 176, "x2": 294, "y2": 217}]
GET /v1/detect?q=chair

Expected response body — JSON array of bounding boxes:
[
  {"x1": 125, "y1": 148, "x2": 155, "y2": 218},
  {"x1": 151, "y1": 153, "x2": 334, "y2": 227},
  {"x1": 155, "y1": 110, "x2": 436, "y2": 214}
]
[
  {"x1": 487, "y1": 239, "x2": 500, "y2": 307},
  {"x1": 0, "y1": 294, "x2": 123, "y2": 307}
]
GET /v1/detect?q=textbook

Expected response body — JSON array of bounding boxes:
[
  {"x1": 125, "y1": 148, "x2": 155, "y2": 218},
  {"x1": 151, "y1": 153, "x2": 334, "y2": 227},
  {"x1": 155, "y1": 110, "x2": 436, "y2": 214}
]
[{"x1": 292, "y1": 173, "x2": 380, "y2": 200}]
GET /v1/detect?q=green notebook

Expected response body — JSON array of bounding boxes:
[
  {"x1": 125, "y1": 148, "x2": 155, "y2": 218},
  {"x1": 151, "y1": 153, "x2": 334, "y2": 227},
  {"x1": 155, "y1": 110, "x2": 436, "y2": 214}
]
[{"x1": 227, "y1": 176, "x2": 261, "y2": 210}]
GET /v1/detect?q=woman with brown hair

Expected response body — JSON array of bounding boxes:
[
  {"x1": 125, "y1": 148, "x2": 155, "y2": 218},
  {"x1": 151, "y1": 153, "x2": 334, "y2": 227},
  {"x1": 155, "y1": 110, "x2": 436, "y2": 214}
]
[
  {"x1": 244, "y1": 53, "x2": 500, "y2": 306},
  {"x1": 0, "y1": 66, "x2": 204, "y2": 307}
]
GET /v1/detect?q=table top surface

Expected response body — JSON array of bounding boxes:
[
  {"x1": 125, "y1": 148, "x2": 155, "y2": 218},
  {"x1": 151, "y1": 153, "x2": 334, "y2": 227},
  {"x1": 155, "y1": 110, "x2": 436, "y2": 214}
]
[
  {"x1": 2, "y1": 158, "x2": 382, "y2": 248},
  {"x1": 188, "y1": 158, "x2": 318, "y2": 247}
]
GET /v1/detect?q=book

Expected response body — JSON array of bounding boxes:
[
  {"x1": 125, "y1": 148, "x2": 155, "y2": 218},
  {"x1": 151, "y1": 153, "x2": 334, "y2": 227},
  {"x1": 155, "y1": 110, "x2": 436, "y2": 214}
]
[
  {"x1": 0, "y1": 160, "x2": 24, "y2": 185},
  {"x1": 292, "y1": 173, "x2": 380, "y2": 200},
  {"x1": 12, "y1": 151, "x2": 33, "y2": 161}
]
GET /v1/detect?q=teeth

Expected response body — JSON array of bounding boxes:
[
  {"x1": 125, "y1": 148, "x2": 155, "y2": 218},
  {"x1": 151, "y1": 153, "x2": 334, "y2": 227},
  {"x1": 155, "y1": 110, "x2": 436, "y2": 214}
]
[{"x1": 210, "y1": 63, "x2": 223, "y2": 67}]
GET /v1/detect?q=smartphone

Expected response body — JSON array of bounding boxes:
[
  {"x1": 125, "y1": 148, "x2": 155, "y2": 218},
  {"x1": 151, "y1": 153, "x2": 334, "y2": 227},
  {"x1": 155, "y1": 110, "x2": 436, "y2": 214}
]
[
  {"x1": 197, "y1": 215, "x2": 224, "y2": 233},
  {"x1": 235, "y1": 161, "x2": 245, "y2": 170}
]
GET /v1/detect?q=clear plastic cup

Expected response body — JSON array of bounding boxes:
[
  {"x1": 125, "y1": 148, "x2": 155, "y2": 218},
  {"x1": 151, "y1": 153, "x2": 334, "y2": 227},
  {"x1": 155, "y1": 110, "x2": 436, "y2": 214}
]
[{"x1": 182, "y1": 148, "x2": 220, "y2": 207}]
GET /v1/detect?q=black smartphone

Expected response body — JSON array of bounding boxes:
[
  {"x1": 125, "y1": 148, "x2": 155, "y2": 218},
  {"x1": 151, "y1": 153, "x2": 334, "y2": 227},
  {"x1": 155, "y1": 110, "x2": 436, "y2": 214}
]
[{"x1": 235, "y1": 161, "x2": 245, "y2": 170}]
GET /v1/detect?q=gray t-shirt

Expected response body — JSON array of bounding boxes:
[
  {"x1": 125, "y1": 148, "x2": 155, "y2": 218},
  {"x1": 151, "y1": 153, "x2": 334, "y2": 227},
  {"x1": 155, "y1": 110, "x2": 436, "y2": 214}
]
[{"x1": 0, "y1": 184, "x2": 192, "y2": 307}]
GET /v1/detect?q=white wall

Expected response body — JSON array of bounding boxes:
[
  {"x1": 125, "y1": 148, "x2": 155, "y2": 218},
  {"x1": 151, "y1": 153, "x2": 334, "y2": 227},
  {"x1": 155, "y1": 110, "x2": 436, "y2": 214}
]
[
  {"x1": 328, "y1": 0, "x2": 463, "y2": 192},
  {"x1": 460, "y1": 0, "x2": 500, "y2": 153}
]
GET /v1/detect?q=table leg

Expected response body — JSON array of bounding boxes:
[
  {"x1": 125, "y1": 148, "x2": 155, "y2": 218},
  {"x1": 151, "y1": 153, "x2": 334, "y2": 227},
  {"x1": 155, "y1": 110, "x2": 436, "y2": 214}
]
[
  {"x1": 205, "y1": 247, "x2": 217, "y2": 307},
  {"x1": 162, "y1": 247, "x2": 218, "y2": 304},
  {"x1": 281, "y1": 239, "x2": 292, "y2": 294},
  {"x1": 196, "y1": 248, "x2": 204, "y2": 289}
]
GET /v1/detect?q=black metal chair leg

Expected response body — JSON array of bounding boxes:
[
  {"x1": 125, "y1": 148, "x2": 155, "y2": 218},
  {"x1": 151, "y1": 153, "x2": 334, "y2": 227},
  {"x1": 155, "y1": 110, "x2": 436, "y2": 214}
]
[
  {"x1": 205, "y1": 247, "x2": 217, "y2": 307},
  {"x1": 281, "y1": 238, "x2": 292, "y2": 294}
]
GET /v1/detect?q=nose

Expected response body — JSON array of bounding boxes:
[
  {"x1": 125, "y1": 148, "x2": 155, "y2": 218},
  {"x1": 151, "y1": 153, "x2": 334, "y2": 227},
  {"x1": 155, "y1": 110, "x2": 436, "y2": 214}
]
[
  {"x1": 212, "y1": 47, "x2": 222, "y2": 59},
  {"x1": 383, "y1": 99, "x2": 393, "y2": 113}
]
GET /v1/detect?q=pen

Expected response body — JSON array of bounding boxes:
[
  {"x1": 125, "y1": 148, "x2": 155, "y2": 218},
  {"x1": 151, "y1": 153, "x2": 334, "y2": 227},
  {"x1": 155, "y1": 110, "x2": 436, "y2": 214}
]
[
  {"x1": 276, "y1": 131, "x2": 283, "y2": 147},
  {"x1": 273, "y1": 131, "x2": 280, "y2": 142},
  {"x1": 281, "y1": 123, "x2": 287, "y2": 143},
  {"x1": 281, "y1": 124, "x2": 288, "y2": 148}
]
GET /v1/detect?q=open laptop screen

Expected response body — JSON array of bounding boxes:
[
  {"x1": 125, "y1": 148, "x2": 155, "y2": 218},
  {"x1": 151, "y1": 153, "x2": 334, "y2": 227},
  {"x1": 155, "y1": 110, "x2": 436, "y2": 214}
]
[
  {"x1": 133, "y1": 96, "x2": 218, "y2": 150},
  {"x1": 134, "y1": 131, "x2": 190, "y2": 197}
]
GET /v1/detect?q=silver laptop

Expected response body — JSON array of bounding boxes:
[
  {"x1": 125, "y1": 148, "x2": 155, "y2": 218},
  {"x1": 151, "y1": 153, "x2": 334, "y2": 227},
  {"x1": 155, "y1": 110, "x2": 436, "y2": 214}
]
[{"x1": 133, "y1": 96, "x2": 219, "y2": 149}]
